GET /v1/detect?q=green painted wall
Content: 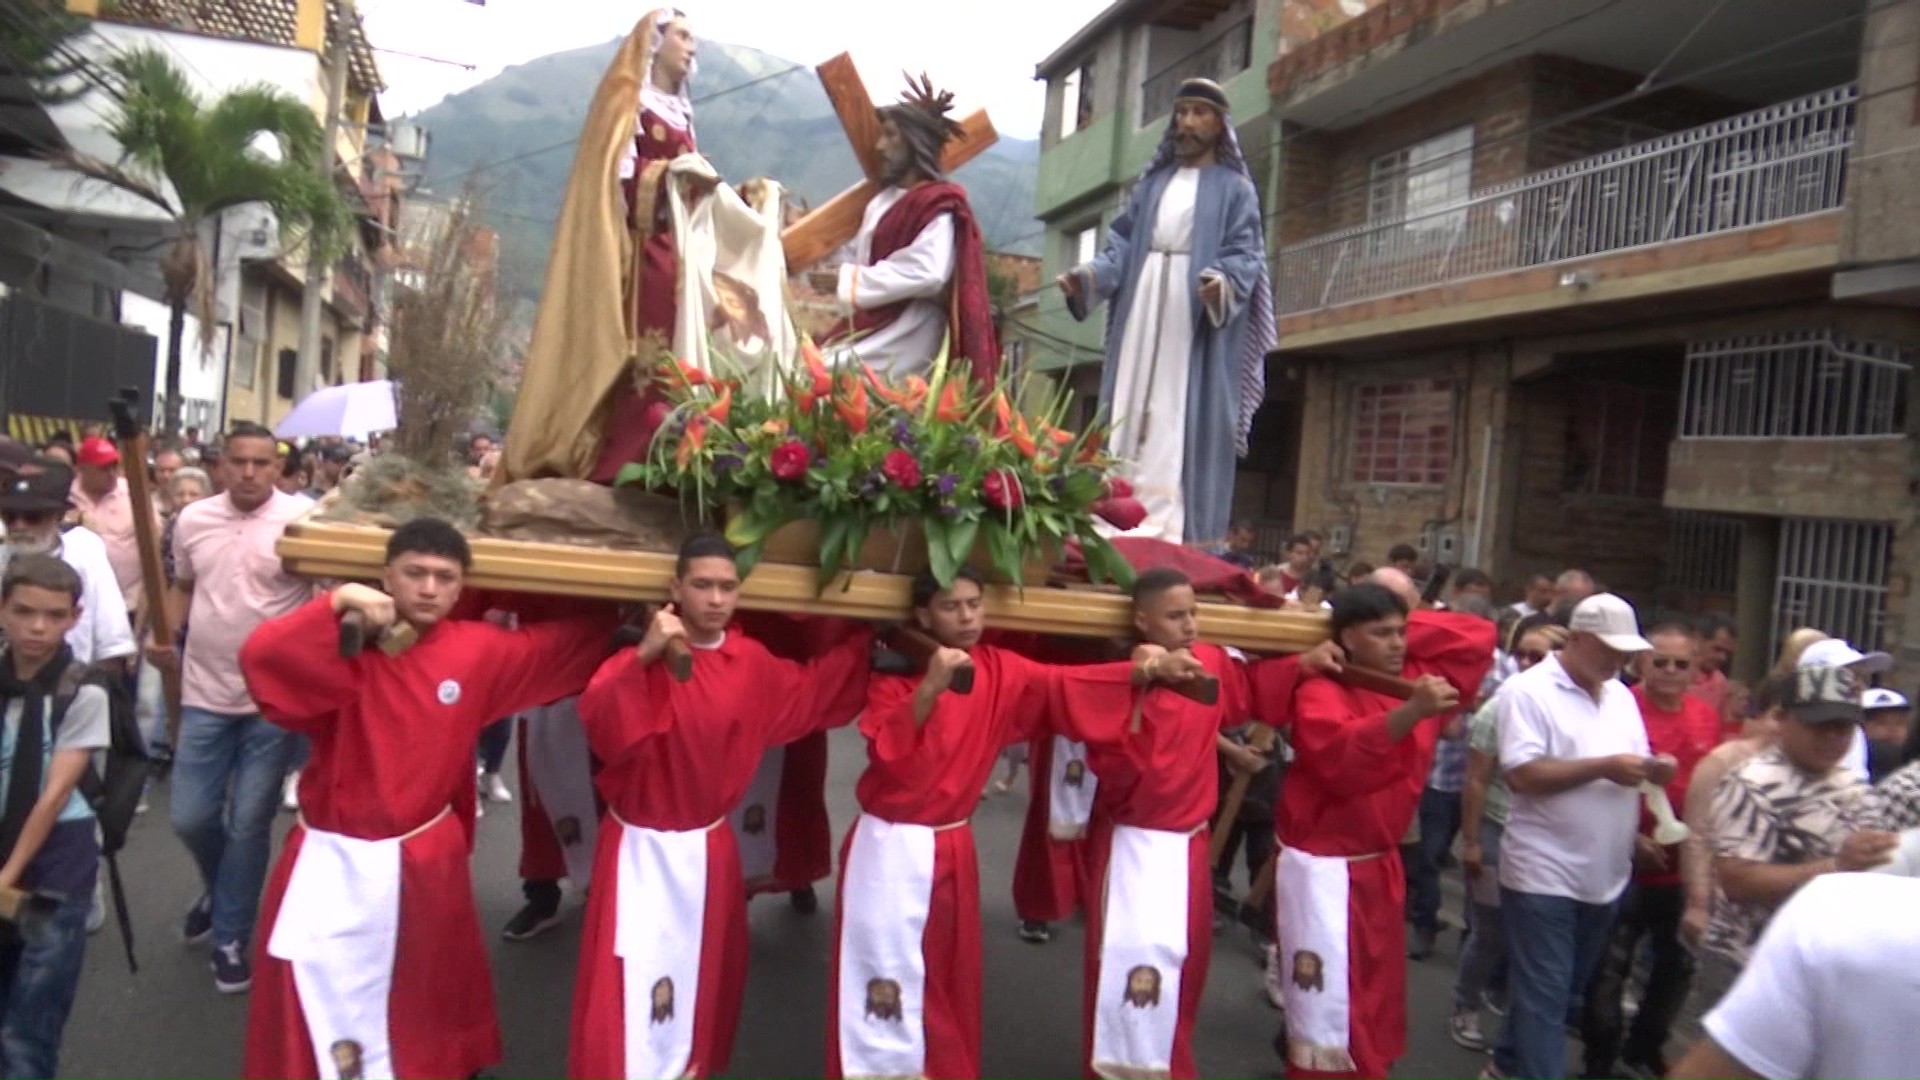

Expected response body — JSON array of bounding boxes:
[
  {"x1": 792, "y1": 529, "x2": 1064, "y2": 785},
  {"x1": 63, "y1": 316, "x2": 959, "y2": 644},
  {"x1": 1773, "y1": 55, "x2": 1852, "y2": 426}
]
[{"x1": 1035, "y1": 111, "x2": 1122, "y2": 221}]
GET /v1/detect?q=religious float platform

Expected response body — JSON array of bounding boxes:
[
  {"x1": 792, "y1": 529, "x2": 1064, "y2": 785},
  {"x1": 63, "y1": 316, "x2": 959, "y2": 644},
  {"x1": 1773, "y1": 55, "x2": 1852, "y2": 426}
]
[{"x1": 276, "y1": 514, "x2": 1330, "y2": 655}]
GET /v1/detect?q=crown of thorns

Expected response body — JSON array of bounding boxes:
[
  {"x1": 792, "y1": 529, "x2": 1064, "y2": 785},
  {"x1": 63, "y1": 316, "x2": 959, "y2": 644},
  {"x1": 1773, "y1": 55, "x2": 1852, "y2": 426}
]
[{"x1": 896, "y1": 72, "x2": 964, "y2": 144}]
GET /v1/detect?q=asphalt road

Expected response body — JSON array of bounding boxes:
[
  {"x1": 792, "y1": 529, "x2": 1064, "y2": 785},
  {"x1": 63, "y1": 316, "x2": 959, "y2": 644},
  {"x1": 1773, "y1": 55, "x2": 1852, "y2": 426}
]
[{"x1": 63, "y1": 728, "x2": 1492, "y2": 1078}]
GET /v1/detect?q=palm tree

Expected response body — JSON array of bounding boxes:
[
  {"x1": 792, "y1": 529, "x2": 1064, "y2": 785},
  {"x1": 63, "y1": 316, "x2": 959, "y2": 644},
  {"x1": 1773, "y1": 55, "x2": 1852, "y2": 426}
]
[{"x1": 60, "y1": 46, "x2": 354, "y2": 433}]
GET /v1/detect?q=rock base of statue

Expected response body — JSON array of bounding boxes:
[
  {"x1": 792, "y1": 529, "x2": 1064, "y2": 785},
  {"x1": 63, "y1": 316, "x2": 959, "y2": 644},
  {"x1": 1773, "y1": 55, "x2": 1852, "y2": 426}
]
[{"x1": 759, "y1": 518, "x2": 1052, "y2": 586}]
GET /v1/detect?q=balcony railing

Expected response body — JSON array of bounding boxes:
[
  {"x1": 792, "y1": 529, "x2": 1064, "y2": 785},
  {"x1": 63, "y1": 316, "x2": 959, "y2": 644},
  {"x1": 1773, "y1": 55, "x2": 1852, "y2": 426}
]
[
  {"x1": 1278, "y1": 84, "x2": 1858, "y2": 316},
  {"x1": 1680, "y1": 329, "x2": 1910, "y2": 440},
  {"x1": 1140, "y1": 17, "x2": 1254, "y2": 122}
]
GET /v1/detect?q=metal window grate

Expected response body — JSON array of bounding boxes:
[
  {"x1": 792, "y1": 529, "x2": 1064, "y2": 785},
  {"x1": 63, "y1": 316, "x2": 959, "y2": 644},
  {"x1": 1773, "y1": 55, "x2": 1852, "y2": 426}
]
[
  {"x1": 1680, "y1": 329, "x2": 1911, "y2": 439},
  {"x1": 1140, "y1": 16, "x2": 1255, "y2": 122},
  {"x1": 1664, "y1": 510, "x2": 1742, "y2": 596},
  {"x1": 1773, "y1": 518, "x2": 1892, "y2": 657}
]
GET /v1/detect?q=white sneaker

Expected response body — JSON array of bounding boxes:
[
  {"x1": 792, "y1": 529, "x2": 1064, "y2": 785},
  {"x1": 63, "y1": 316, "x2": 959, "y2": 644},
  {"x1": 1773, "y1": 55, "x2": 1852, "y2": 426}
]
[
  {"x1": 475, "y1": 798, "x2": 485, "y2": 819},
  {"x1": 481, "y1": 772, "x2": 513, "y2": 804},
  {"x1": 87, "y1": 879, "x2": 106, "y2": 935},
  {"x1": 281, "y1": 770, "x2": 300, "y2": 813}
]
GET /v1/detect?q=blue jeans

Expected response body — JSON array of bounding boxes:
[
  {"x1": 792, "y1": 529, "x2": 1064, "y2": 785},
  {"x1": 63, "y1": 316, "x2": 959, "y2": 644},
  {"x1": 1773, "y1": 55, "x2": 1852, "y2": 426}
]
[
  {"x1": 1410, "y1": 785, "x2": 1463, "y2": 932},
  {"x1": 1452, "y1": 821, "x2": 1510, "y2": 1010},
  {"x1": 0, "y1": 895, "x2": 90, "y2": 1078},
  {"x1": 1494, "y1": 888, "x2": 1620, "y2": 1079},
  {"x1": 169, "y1": 708, "x2": 295, "y2": 949}
]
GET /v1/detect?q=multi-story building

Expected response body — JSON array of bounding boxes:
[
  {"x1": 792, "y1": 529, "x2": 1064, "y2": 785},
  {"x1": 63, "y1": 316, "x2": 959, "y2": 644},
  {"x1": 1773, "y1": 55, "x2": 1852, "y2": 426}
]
[
  {"x1": 1265, "y1": 0, "x2": 1918, "y2": 682},
  {"x1": 1026, "y1": 0, "x2": 1295, "y2": 541}
]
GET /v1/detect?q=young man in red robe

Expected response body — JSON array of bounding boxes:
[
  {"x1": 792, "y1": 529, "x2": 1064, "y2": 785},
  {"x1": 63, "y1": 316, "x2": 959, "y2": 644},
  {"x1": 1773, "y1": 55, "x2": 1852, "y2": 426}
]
[
  {"x1": 824, "y1": 74, "x2": 998, "y2": 382},
  {"x1": 569, "y1": 535, "x2": 873, "y2": 1080},
  {"x1": 1254, "y1": 579, "x2": 1494, "y2": 1079},
  {"x1": 827, "y1": 566, "x2": 1148, "y2": 1080},
  {"x1": 239, "y1": 519, "x2": 619, "y2": 1080},
  {"x1": 1080, "y1": 568, "x2": 1255, "y2": 1080}
]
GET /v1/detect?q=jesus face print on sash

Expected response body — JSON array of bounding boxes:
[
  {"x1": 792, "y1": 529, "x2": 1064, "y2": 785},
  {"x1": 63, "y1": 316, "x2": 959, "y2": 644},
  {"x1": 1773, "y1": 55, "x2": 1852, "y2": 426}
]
[
  {"x1": 741, "y1": 804, "x2": 767, "y2": 835},
  {"x1": 651, "y1": 976, "x2": 675, "y2": 1023},
  {"x1": 329, "y1": 1039, "x2": 364, "y2": 1080},
  {"x1": 556, "y1": 815, "x2": 582, "y2": 847},
  {"x1": 1291, "y1": 949, "x2": 1325, "y2": 993},
  {"x1": 1122, "y1": 965, "x2": 1162, "y2": 1008},
  {"x1": 1064, "y1": 759, "x2": 1087, "y2": 788},
  {"x1": 865, "y1": 977, "x2": 904, "y2": 1022}
]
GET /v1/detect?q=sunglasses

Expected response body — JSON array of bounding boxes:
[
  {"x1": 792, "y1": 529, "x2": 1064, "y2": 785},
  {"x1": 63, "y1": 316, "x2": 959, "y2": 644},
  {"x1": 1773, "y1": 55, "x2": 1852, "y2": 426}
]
[
  {"x1": 1515, "y1": 650, "x2": 1548, "y2": 665},
  {"x1": 1649, "y1": 657, "x2": 1693, "y2": 672},
  {"x1": 1, "y1": 510, "x2": 54, "y2": 527}
]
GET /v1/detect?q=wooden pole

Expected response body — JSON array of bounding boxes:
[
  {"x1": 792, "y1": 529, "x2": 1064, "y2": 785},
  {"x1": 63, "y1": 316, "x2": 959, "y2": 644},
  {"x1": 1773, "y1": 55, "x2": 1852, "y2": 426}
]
[{"x1": 107, "y1": 390, "x2": 180, "y2": 747}]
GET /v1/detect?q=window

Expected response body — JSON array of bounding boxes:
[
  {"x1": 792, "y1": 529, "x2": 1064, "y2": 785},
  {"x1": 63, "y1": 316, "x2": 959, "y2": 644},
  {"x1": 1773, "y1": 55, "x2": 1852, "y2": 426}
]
[
  {"x1": 321, "y1": 338, "x2": 336, "y2": 385},
  {"x1": 1560, "y1": 382, "x2": 1675, "y2": 500},
  {"x1": 234, "y1": 286, "x2": 265, "y2": 391},
  {"x1": 276, "y1": 347, "x2": 297, "y2": 400},
  {"x1": 1074, "y1": 225, "x2": 1099, "y2": 266},
  {"x1": 1348, "y1": 379, "x2": 1454, "y2": 486},
  {"x1": 1369, "y1": 127, "x2": 1474, "y2": 231},
  {"x1": 1057, "y1": 59, "x2": 1095, "y2": 141},
  {"x1": 1774, "y1": 518, "x2": 1893, "y2": 656}
]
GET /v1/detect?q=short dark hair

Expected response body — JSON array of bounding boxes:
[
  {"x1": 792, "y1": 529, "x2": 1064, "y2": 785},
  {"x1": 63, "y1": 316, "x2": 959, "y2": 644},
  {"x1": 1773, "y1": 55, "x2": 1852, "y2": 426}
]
[
  {"x1": 1644, "y1": 619, "x2": 1698, "y2": 640},
  {"x1": 227, "y1": 421, "x2": 273, "y2": 443},
  {"x1": 1329, "y1": 582, "x2": 1408, "y2": 637},
  {"x1": 1230, "y1": 520, "x2": 1255, "y2": 533},
  {"x1": 1387, "y1": 543, "x2": 1419, "y2": 563},
  {"x1": 1698, "y1": 613, "x2": 1737, "y2": 639},
  {"x1": 1131, "y1": 567, "x2": 1192, "y2": 609},
  {"x1": 3, "y1": 553, "x2": 81, "y2": 604},
  {"x1": 1755, "y1": 671, "x2": 1796, "y2": 714},
  {"x1": 1285, "y1": 534, "x2": 1314, "y2": 551},
  {"x1": 1529, "y1": 571, "x2": 1555, "y2": 586},
  {"x1": 1302, "y1": 530, "x2": 1324, "y2": 543},
  {"x1": 675, "y1": 533, "x2": 735, "y2": 578},
  {"x1": 1452, "y1": 568, "x2": 1494, "y2": 592},
  {"x1": 1345, "y1": 560, "x2": 1375, "y2": 579},
  {"x1": 912, "y1": 564, "x2": 984, "y2": 608},
  {"x1": 385, "y1": 517, "x2": 472, "y2": 569}
]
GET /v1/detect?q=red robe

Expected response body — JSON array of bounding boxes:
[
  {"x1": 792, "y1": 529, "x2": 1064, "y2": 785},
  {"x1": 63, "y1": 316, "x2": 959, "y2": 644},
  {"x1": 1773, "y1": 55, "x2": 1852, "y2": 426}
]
[
  {"x1": 1255, "y1": 612, "x2": 1494, "y2": 1079},
  {"x1": 515, "y1": 712, "x2": 604, "y2": 883},
  {"x1": 735, "y1": 613, "x2": 838, "y2": 897},
  {"x1": 1011, "y1": 733, "x2": 1095, "y2": 924},
  {"x1": 570, "y1": 624, "x2": 873, "y2": 1080},
  {"x1": 239, "y1": 596, "x2": 617, "y2": 1080},
  {"x1": 828, "y1": 646, "x2": 1137, "y2": 1079},
  {"x1": 594, "y1": 105, "x2": 697, "y2": 483},
  {"x1": 1081, "y1": 642, "x2": 1252, "y2": 1080},
  {"x1": 823, "y1": 181, "x2": 1000, "y2": 385}
]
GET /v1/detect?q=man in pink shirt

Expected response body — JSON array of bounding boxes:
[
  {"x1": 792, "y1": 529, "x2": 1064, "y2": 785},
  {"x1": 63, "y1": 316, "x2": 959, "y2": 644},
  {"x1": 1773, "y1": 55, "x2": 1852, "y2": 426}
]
[
  {"x1": 69, "y1": 436, "x2": 155, "y2": 621},
  {"x1": 146, "y1": 423, "x2": 313, "y2": 995}
]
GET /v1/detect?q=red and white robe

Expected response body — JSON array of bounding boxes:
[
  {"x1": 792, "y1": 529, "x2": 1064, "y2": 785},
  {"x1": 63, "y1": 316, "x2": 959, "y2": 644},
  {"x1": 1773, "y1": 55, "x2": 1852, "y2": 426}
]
[
  {"x1": 1012, "y1": 734, "x2": 1098, "y2": 925},
  {"x1": 1253, "y1": 612, "x2": 1494, "y2": 1079},
  {"x1": 239, "y1": 595, "x2": 617, "y2": 1080},
  {"x1": 1081, "y1": 642, "x2": 1252, "y2": 1080},
  {"x1": 570, "y1": 624, "x2": 872, "y2": 1080},
  {"x1": 829, "y1": 647, "x2": 1137, "y2": 1080}
]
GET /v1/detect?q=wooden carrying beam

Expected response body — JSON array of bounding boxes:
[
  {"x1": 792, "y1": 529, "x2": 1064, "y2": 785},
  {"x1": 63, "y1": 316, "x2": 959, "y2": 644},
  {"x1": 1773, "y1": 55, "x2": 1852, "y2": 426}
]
[
  {"x1": 780, "y1": 109, "x2": 999, "y2": 272},
  {"x1": 277, "y1": 518, "x2": 1330, "y2": 653}
]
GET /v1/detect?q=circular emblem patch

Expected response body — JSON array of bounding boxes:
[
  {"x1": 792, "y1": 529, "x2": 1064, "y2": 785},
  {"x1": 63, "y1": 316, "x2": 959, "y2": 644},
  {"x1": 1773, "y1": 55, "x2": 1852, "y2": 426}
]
[
  {"x1": 437, "y1": 679, "x2": 462, "y2": 706},
  {"x1": 651, "y1": 122, "x2": 666, "y2": 143}
]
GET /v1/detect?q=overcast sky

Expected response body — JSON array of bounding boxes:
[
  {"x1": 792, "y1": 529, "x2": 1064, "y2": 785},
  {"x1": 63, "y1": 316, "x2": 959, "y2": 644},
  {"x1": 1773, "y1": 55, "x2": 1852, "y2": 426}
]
[{"x1": 358, "y1": 0, "x2": 1113, "y2": 136}]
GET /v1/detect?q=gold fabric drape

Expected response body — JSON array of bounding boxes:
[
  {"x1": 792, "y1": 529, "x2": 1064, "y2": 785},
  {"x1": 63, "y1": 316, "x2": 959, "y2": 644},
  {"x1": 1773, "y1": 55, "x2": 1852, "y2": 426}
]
[{"x1": 500, "y1": 13, "x2": 661, "y2": 482}]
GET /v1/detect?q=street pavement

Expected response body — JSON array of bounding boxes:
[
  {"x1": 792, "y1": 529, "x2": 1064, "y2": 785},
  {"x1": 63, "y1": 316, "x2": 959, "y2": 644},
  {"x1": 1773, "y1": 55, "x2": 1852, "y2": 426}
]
[{"x1": 64, "y1": 728, "x2": 1491, "y2": 1078}]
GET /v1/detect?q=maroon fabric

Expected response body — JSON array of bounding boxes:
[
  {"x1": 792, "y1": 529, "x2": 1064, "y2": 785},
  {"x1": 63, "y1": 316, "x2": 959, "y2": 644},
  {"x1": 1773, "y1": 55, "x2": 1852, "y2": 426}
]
[
  {"x1": 825, "y1": 181, "x2": 1000, "y2": 386},
  {"x1": 1061, "y1": 537, "x2": 1282, "y2": 609}
]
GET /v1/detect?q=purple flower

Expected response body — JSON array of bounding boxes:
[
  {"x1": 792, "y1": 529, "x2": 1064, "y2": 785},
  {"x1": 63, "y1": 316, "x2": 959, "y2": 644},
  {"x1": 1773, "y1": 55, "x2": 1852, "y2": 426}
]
[
  {"x1": 891, "y1": 419, "x2": 917, "y2": 449},
  {"x1": 937, "y1": 503, "x2": 960, "y2": 519},
  {"x1": 961, "y1": 434, "x2": 980, "y2": 453},
  {"x1": 731, "y1": 441, "x2": 749, "y2": 456},
  {"x1": 1049, "y1": 475, "x2": 1067, "y2": 496},
  {"x1": 713, "y1": 454, "x2": 744, "y2": 474},
  {"x1": 857, "y1": 469, "x2": 886, "y2": 498},
  {"x1": 935, "y1": 472, "x2": 958, "y2": 496}
]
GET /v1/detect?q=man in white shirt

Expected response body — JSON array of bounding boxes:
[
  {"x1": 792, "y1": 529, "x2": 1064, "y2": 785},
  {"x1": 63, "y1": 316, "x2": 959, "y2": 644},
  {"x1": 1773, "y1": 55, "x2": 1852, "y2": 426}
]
[
  {"x1": 1671, "y1": 873, "x2": 1920, "y2": 1080},
  {"x1": 1507, "y1": 573, "x2": 1555, "y2": 619},
  {"x1": 1489, "y1": 594, "x2": 1674, "y2": 1080},
  {"x1": 0, "y1": 464, "x2": 135, "y2": 668}
]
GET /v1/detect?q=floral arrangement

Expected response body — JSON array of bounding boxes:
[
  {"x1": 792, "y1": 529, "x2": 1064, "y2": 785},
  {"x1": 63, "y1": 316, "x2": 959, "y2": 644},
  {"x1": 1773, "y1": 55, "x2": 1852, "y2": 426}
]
[{"x1": 615, "y1": 342, "x2": 1143, "y2": 591}]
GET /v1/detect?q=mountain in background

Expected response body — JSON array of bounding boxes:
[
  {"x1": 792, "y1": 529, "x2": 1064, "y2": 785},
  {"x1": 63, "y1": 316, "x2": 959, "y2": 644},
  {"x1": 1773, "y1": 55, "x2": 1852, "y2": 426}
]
[{"x1": 414, "y1": 38, "x2": 1041, "y2": 305}]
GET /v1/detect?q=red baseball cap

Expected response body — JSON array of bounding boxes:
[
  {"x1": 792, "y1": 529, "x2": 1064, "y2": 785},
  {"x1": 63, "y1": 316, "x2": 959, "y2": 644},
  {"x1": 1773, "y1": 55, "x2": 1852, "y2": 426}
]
[{"x1": 76, "y1": 436, "x2": 120, "y2": 468}]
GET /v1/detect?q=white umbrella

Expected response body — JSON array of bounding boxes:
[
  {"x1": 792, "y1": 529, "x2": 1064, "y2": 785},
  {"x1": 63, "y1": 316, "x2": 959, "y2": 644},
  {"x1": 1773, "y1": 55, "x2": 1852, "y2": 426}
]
[{"x1": 275, "y1": 380, "x2": 397, "y2": 440}]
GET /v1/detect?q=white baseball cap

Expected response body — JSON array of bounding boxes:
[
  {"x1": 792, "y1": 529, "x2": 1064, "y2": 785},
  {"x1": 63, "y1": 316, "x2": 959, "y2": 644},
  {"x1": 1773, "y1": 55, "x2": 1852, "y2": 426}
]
[
  {"x1": 1568, "y1": 593, "x2": 1653, "y2": 653},
  {"x1": 1863, "y1": 687, "x2": 1910, "y2": 711},
  {"x1": 1796, "y1": 638, "x2": 1894, "y2": 674}
]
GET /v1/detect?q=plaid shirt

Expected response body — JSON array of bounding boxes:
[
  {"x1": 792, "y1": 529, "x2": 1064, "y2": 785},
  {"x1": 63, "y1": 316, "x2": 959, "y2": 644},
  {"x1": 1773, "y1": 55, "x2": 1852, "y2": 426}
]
[
  {"x1": 1854, "y1": 759, "x2": 1920, "y2": 832},
  {"x1": 1427, "y1": 730, "x2": 1470, "y2": 793}
]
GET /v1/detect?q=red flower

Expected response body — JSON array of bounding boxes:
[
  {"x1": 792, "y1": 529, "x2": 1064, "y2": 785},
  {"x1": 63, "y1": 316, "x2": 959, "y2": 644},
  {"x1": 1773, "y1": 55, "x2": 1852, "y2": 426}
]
[
  {"x1": 675, "y1": 417, "x2": 708, "y2": 470},
  {"x1": 834, "y1": 374, "x2": 870, "y2": 434},
  {"x1": 1093, "y1": 496, "x2": 1147, "y2": 531},
  {"x1": 935, "y1": 381, "x2": 967, "y2": 424},
  {"x1": 801, "y1": 339, "x2": 832, "y2": 398},
  {"x1": 704, "y1": 383, "x2": 733, "y2": 425},
  {"x1": 670, "y1": 358, "x2": 708, "y2": 386},
  {"x1": 882, "y1": 449, "x2": 921, "y2": 489},
  {"x1": 770, "y1": 439, "x2": 811, "y2": 482},
  {"x1": 1105, "y1": 476, "x2": 1134, "y2": 500},
  {"x1": 982, "y1": 469, "x2": 1023, "y2": 512}
]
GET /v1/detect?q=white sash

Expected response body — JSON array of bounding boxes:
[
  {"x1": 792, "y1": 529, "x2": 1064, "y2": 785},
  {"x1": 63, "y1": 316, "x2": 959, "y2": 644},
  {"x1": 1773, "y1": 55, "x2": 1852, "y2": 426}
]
[
  {"x1": 837, "y1": 813, "x2": 939, "y2": 1080},
  {"x1": 613, "y1": 815, "x2": 714, "y2": 1080},
  {"x1": 524, "y1": 696, "x2": 598, "y2": 887},
  {"x1": 265, "y1": 808, "x2": 451, "y2": 1080},
  {"x1": 1091, "y1": 825, "x2": 1190, "y2": 1080},
  {"x1": 731, "y1": 744, "x2": 785, "y2": 884},
  {"x1": 1274, "y1": 846, "x2": 1358, "y2": 1073},
  {"x1": 1047, "y1": 736, "x2": 1098, "y2": 841}
]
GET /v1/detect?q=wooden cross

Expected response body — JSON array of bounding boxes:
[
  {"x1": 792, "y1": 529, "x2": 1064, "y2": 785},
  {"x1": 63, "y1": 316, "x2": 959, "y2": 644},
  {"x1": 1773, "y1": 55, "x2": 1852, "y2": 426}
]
[{"x1": 780, "y1": 55, "x2": 1000, "y2": 273}]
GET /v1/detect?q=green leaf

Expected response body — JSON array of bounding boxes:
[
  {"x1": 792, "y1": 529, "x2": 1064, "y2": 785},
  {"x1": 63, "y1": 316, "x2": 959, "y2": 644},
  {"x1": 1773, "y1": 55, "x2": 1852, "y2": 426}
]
[
  {"x1": 840, "y1": 521, "x2": 870, "y2": 592},
  {"x1": 734, "y1": 540, "x2": 765, "y2": 582},
  {"x1": 613, "y1": 462, "x2": 648, "y2": 488},
  {"x1": 946, "y1": 515, "x2": 980, "y2": 577},
  {"x1": 985, "y1": 520, "x2": 1022, "y2": 592},
  {"x1": 1082, "y1": 534, "x2": 1137, "y2": 589},
  {"x1": 725, "y1": 505, "x2": 791, "y2": 548},
  {"x1": 816, "y1": 516, "x2": 851, "y2": 594},
  {"x1": 925, "y1": 516, "x2": 958, "y2": 589}
]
